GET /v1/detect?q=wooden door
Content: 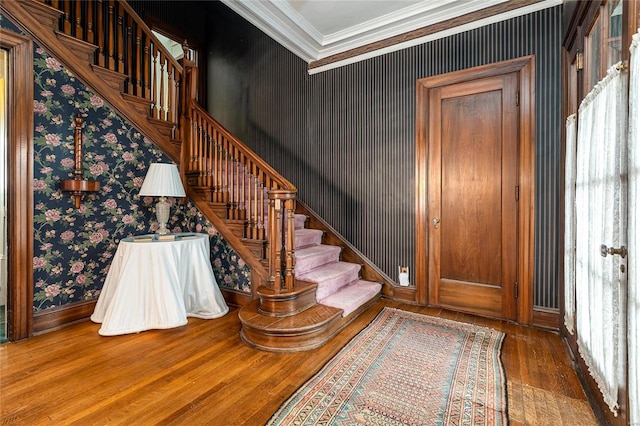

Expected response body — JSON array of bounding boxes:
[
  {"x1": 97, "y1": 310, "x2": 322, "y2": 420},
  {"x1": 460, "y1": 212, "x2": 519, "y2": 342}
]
[
  {"x1": 416, "y1": 57, "x2": 534, "y2": 324},
  {"x1": 427, "y1": 73, "x2": 519, "y2": 320}
]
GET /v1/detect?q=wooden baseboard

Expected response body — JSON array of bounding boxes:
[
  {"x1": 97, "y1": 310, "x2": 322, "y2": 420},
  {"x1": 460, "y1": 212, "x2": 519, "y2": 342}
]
[
  {"x1": 391, "y1": 285, "x2": 420, "y2": 305},
  {"x1": 220, "y1": 288, "x2": 252, "y2": 308},
  {"x1": 32, "y1": 290, "x2": 247, "y2": 335},
  {"x1": 33, "y1": 300, "x2": 96, "y2": 335},
  {"x1": 533, "y1": 307, "x2": 560, "y2": 330}
]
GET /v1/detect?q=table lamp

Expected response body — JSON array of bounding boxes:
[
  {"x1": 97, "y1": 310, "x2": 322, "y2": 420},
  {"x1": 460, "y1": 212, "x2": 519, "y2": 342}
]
[{"x1": 139, "y1": 163, "x2": 186, "y2": 235}]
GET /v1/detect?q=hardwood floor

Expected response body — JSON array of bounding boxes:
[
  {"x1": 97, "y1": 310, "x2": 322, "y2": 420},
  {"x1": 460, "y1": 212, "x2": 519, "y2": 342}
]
[{"x1": 0, "y1": 300, "x2": 595, "y2": 425}]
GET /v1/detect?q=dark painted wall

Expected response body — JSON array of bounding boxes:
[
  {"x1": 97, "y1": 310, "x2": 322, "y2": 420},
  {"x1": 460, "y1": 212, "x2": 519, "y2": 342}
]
[
  {"x1": 204, "y1": 4, "x2": 563, "y2": 309},
  {"x1": 127, "y1": 0, "x2": 209, "y2": 43}
]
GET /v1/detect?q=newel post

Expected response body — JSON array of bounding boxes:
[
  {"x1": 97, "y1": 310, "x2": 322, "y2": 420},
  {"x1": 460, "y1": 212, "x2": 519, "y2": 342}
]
[
  {"x1": 179, "y1": 41, "x2": 198, "y2": 115},
  {"x1": 268, "y1": 189, "x2": 297, "y2": 291},
  {"x1": 178, "y1": 47, "x2": 197, "y2": 179}
]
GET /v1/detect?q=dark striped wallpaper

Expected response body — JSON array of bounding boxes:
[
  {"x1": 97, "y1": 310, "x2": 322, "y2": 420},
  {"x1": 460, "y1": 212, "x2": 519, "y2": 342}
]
[
  {"x1": 127, "y1": 1, "x2": 209, "y2": 42},
  {"x1": 203, "y1": 4, "x2": 563, "y2": 309}
]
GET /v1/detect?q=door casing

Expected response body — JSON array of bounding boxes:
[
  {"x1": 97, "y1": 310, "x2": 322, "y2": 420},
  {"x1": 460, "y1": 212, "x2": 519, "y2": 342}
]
[
  {"x1": 1, "y1": 28, "x2": 34, "y2": 341},
  {"x1": 415, "y1": 56, "x2": 535, "y2": 325}
]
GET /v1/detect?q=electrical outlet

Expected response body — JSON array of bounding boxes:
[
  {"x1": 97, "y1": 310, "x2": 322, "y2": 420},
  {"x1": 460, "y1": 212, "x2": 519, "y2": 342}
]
[{"x1": 398, "y1": 266, "x2": 410, "y2": 287}]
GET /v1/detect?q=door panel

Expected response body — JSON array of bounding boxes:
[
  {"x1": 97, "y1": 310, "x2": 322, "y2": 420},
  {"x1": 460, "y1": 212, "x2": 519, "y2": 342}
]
[
  {"x1": 428, "y1": 74, "x2": 519, "y2": 320},
  {"x1": 441, "y1": 89, "x2": 502, "y2": 285}
]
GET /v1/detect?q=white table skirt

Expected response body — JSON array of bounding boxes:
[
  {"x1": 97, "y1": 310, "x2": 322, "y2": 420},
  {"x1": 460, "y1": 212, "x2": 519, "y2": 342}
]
[{"x1": 91, "y1": 234, "x2": 229, "y2": 336}]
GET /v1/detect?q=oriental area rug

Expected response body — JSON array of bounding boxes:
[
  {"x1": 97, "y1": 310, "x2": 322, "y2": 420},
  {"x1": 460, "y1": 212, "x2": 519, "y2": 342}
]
[{"x1": 267, "y1": 307, "x2": 508, "y2": 425}]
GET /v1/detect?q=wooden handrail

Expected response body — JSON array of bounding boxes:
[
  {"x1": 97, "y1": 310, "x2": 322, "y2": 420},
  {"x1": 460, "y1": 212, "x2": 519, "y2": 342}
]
[
  {"x1": 183, "y1": 74, "x2": 297, "y2": 290},
  {"x1": 178, "y1": 55, "x2": 301, "y2": 293},
  {"x1": 40, "y1": 0, "x2": 182, "y2": 128},
  {"x1": 187, "y1": 102, "x2": 296, "y2": 191},
  {"x1": 116, "y1": 0, "x2": 182, "y2": 73}
]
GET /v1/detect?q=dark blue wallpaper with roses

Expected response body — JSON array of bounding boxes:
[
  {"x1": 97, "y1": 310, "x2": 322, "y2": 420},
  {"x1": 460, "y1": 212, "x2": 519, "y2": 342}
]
[{"x1": 2, "y1": 15, "x2": 251, "y2": 313}]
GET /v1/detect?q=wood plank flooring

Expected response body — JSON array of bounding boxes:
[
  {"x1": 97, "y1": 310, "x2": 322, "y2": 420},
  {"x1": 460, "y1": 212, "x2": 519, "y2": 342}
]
[{"x1": 0, "y1": 300, "x2": 596, "y2": 425}]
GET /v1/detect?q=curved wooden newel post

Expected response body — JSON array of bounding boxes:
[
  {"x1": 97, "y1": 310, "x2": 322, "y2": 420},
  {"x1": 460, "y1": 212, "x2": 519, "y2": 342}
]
[{"x1": 268, "y1": 189, "x2": 297, "y2": 292}]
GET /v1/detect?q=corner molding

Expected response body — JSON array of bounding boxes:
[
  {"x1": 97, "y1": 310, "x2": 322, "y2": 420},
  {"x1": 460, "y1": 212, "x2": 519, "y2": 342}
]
[{"x1": 220, "y1": 0, "x2": 562, "y2": 73}]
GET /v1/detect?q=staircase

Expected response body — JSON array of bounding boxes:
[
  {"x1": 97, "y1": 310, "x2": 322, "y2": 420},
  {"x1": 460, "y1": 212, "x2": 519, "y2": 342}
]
[
  {"x1": 2, "y1": 0, "x2": 392, "y2": 352},
  {"x1": 294, "y1": 215, "x2": 381, "y2": 317},
  {"x1": 239, "y1": 210, "x2": 382, "y2": 352}
]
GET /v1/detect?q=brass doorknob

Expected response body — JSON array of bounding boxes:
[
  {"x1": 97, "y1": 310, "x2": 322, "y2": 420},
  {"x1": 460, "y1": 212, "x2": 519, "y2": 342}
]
[
  {"x1": 432, "y1": 217, "x2": 440, "y2": 229},
  {"x1": 600, "y1": 244, "x2": 627, "y2": 258}
]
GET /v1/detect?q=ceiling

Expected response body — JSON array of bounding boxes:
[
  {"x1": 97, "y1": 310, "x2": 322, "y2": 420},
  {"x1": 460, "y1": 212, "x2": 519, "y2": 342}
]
[{"x1": 220, "y1": 0, "x2": 562, "y2": 73}]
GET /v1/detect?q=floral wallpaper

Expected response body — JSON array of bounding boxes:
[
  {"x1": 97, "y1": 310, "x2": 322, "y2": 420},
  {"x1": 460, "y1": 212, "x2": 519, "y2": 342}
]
[{"x1": 1, "y1": 15, "x2": 251, "y2": 313}]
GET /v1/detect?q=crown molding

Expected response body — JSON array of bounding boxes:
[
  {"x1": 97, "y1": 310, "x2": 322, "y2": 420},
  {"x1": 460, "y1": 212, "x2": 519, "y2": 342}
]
[
  {"x1": 320, "y1": 0, "x2": 506, "y2": 48},
  {"x1": 220, "y1": 0, "x2": 563, "y2": 72},
  {"x1": 220, "y1": 0, "x2": 319, "y2": 61}
]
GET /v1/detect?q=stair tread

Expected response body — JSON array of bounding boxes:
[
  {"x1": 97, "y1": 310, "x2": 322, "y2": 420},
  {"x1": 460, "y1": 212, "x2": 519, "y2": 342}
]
[
  {"x1": 319, "y1": 280, "x2": 382, "y2": 317},
  {"x1": 294, "y1": 228, "x2": 323, "y2": 249},
  {"x1": 295, "y1": 228, "x2": 323, "y2": 237},
  {"x1": 295, "y1": 245, "x2": 342, "y2": 274},
  {"x1": 239, "y1": 300, "x2": 342, "y2": 333},
  {"x1": 296, "y1": 261, "x2": 360, "y2": 282},
  {"x1": 295, "y1": 244, "x2": 341, "y2": 259},
  {"x1": 298, "y1": 261, "x2": 361, "y2": 300}
]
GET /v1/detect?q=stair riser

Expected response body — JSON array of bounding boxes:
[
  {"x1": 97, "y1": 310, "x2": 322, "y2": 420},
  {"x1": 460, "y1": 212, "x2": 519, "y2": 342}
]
[
  {"x1": 294, "y1": 232, "x2": 323, "y2": 249},
  {"x1": 226, "y1": 221, "x2": 246, "y2": 238},
  {"x1": 239, "y1": 318, "x2": 344, "y2": 352},
  {"x1": 314, "y1": 272, "x2": 360, "y2": 300},
  {"x1": 258, "y1": 288, "x2": 317, "y2": 317},
  {"x1": 243, "y1": 239, "x2": 266, "y2": 260},
  {"x1": 295, "y1": 250, "x2": 341, "y2": 275},
  {"x1": 207, "y1": 202, "x2": 228, "y2": 218}
]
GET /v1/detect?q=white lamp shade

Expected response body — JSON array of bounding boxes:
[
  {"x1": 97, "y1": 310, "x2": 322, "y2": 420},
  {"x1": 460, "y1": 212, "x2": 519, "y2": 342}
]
[{"x1": 139, "y1": 163, "x2": 186, "y2": 197}]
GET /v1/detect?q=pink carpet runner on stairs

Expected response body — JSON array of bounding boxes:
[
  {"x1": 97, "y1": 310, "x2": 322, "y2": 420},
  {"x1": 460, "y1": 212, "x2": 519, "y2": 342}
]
[{"x1": 268, "y1": 307, "x2": 507, "y2": 425}]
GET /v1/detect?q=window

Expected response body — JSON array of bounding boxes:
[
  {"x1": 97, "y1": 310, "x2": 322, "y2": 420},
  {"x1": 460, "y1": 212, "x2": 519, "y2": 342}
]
[
  {"x1": 583, "y1": 0, "x2": 624, "y2": 91},
  {"x1": 152, "y1": 30, "x2": 197, "y2": 64},
  {"x1": 606, "y1": 0, "x2": 623, "y2": 67}
]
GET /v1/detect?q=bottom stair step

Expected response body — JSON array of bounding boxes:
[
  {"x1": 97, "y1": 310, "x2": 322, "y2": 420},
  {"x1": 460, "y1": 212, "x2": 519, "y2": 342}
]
[
  {"x1": 319, "y1": 280, "x2": 382, "y2": 317},
  {"x1": 239, "y1": 299, "x2": 344, "y2": 352}
]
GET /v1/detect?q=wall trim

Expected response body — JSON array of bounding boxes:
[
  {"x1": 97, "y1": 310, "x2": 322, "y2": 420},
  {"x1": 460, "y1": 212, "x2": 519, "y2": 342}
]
[
  {"x1": 308, "y1": 0, "x2": 561, "y2": 73},
  {"x1": 33, "y1": 301, "x2": 96, "y2": 335},
  {"x1": 1, "y1": 27, "x2": 34, "y2": 341},
  {"x1": 533, "y1": 307, "x2": 560, "y2": 330}
]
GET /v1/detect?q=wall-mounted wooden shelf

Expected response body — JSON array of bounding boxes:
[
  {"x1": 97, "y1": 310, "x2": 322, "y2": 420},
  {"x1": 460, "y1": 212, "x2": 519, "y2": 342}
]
[{"x1": 60, "y1": 116, "x2": 100, "y2": 208}]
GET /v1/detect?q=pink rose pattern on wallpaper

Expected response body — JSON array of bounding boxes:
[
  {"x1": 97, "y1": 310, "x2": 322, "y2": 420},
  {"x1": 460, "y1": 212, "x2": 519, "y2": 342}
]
[{"x1": 26, "y1": 41, "x2": 250, "y2": 312}]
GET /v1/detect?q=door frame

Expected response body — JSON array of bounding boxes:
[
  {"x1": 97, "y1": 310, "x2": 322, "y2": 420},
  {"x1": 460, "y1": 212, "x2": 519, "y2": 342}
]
[
  {"x1": 415, "y1": 56, "x2": 535, "y2": 325},
  {"x1": 1, "y1": 28, "x2": 34, "y2": 341}
]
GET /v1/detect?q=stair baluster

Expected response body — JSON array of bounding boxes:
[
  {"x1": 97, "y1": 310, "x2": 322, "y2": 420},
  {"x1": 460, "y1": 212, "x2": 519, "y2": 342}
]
[
  {"x1": 39, "y1": 0, "x2": 182, "y2": 136},
  {"x1": 95, "y1": 0, "x2": 104, "y2": 67},
  {"x1": 73, "y1": 0, "x2": 82, "y2": 38},
  {"x1": 182, "y1": 77, "x2": 297, "y2": 291},
  {"x1": 107, "y1": 0, "x2": 115, "y2": 69}
]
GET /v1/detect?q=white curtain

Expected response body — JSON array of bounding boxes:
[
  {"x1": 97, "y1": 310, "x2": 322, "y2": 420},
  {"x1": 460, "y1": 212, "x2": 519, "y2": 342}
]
[
  {"x1": 564, "y1": 114, "x2": 577, "y2": 334},
  {"x1": 628, "y1": 29, "x2": 640, "y2": 426},
  {"x1": 575, "y1": 63, "x2": 628, "y2": 415}
]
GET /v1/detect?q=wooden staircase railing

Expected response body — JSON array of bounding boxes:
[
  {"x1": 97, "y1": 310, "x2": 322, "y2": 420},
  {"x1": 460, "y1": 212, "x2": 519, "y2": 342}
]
[
  {"x1": 41, "y1": 0, "x2": 182, "y2": 132},
  {"x1": 14, "y1": 0, "x2": 299, "y2": 296},
  {"x1": 182, "y1": 93, "x2": 298, "y2": 291}
]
